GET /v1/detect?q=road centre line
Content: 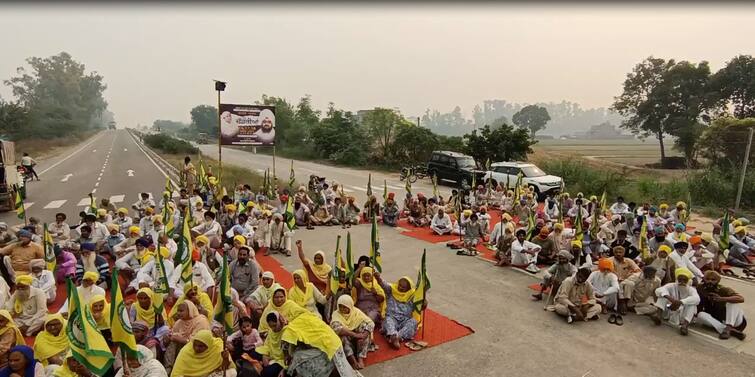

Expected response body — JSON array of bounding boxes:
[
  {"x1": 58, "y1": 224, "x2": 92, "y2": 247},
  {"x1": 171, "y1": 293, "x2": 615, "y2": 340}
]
[
  {"x1": 128, "y1": 131, "x2": 180, "y2": 188},
  {"x1": 43, "y1": 200, "x2": 67, "y2": 209},
  {"x1": 38, "y1": 132, "x2": 106, "y2": 176}
]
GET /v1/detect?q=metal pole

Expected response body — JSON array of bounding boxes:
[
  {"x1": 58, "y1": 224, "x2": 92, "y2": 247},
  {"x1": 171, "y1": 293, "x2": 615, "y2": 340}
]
[
  {"x1": 217, "y1": 90, "x2": 223, "y2": 184},
  {"x1": 272, "y1": 146, "x2": 277, "y2": 188},
  {"x1": 735, "y1": 127, "x2": 754, "y2": 211}
]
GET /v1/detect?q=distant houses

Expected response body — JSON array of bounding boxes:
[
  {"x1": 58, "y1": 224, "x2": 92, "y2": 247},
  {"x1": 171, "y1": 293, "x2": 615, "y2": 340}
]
[{"x1": 562, "y1": 122, "x2": 634, "y2": 139}]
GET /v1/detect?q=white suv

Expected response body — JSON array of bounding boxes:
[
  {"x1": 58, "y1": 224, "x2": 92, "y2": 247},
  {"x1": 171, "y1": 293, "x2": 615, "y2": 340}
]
[{"x1": 482, "y1": 162, "x2": 563, "y2": 200}]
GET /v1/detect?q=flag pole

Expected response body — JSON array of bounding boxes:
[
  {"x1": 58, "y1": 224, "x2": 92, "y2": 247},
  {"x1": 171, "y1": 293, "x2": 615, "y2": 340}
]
[
  {"x1": 214, "y1": 80, "x2": 226, "y2": 184},
  {"x1": 421, "y1": 308, "x2": 426, "y2": 340}
]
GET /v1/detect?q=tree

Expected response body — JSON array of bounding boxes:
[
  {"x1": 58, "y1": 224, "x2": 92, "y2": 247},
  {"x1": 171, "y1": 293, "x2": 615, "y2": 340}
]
[
  {"x1": 3, "y1": 52, "x2": 108, "y2": 139},
  {"x1": 0, "y1": 100, "x2": 30, "y2": 140},
  {"x1": 310, "y1": 104, "x2": 368, "y2": 165},
  {"x1": 612, "y1": 57, "x2": 680, "y2": 164},
  {"x1": 697, "y1": 117, "x2": 755, "y2": 169},
  {"x1": 390, "y1": 123, "x2": 438, "y2": 164},
  {"x1": 363, "y1": 108, "x2": 401, "y2": 161},
  {"x1": 512, "y1": 105, "x2": 551, "y2": 137},
  {"x1": 710, "y1": 55, "x2": 755, "y2": 119},
  {"x1": 463, "y1": 124, "x2": 535, "y2": 163},
  {"x1": 190, "y1": 105, "x2": 217, "y2": 135},
  {"x1": 152, "y1": 120, "x2": 188, "y2": 133}
]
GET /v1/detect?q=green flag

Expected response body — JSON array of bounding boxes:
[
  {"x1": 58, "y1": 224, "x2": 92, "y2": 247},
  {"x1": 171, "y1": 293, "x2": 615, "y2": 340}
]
[
  {"x1": 346, "y1": 232, "x2": 355, "y2": 280},
  {"x1": 65, "y1": 278, "x2": 114, "y2": 376},
  {"x1": 405, "y1": 174, "x2": 412, "y2": 196},
  {"x1": 329, "y1": 236, "x2": 343, "y2": 296},
  {"x1": 174, "y1": 208, "x2": 193, "y2": 284},
  {"x1": 88, "y1": 193, "x2": 97, "y2": 215},
  {"x1": 574, "y1": 205, "x2": 584, "y2": 241},
  {"x1": 413, "y1": 249, "x2": 431, "y2": 323},
  {"x1": 719, "y1": 212, "x2": 730, "y2": 250},
  {"x1": 383, "y1": 179, "x2": 388, "y2": 202},
  {"x1": 43, "y1": 223, "x2": 56, "y2": 272},
  {"x1": 366, "y1": 173, "x2": 372, "y2": 197},
  {"x1": 109, "y1": 269, "x2": 138, "y2": 357},
  {"x1": 526, "y1": 210, "x2": 536, "y2": 241},
  {"x1": 285, "y1": 195, "x2": 296, "y2": 231},
  {"x1": 153, "y1": 248, "x2": 171, "y2": 317},
  {"x1": 14, "y1": 189, "x2": 25, "y2": 220},
  {"x1": 213, "y1": 252, "x2": 234, "y2": 334},
  {"x1": 289, "y1": 160, "x2": 295, "y2": 189},
  {"x1": 370, "y1": 213, "x2": 382, "y2": 273}
]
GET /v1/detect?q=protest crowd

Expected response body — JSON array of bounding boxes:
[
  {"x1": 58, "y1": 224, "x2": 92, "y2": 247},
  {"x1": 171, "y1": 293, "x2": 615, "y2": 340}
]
[{"x1": 0, "y1": 152, "x2": 753, "y2": 377}]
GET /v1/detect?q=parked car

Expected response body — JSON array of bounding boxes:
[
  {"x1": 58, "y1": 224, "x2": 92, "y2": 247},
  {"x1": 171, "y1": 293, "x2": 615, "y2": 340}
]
[
  {"x1": 482, "y1": 161, "x2": 562, "y2": 200},
  {"x1": 426, "y1": 151, "x2": 485, "y2": 187}
]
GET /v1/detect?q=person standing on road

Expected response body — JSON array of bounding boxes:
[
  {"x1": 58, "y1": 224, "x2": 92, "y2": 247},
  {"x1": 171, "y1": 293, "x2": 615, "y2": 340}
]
[
  {"x1": 183, "y1": 156, "x2": 197, "y2": 193},
  {"x1": 20, "y1": 153, "x2": 39, "y2": 181}
]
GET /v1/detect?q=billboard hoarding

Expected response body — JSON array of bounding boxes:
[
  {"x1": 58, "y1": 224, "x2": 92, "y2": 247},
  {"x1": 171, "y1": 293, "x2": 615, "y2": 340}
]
[{"x1": 219, "y1": 103, "x2": 276, "y2": 146}]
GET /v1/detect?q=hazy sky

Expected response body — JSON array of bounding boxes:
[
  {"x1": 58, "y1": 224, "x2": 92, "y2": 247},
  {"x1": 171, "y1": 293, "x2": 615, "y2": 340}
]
[{"x1": 1, "y1": 3, "x2": 754, "y2": 128}]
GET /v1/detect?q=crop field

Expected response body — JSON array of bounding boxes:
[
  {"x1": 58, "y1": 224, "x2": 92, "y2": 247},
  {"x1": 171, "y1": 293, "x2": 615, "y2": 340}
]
[{"x1": 533, "y1": 138, "x2": 682, "y2": 167}]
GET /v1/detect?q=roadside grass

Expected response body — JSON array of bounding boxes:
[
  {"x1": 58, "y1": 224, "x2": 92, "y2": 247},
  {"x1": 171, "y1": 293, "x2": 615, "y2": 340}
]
[{"x1": 13, "y1": 130, "x2": 99, "y2": 161}]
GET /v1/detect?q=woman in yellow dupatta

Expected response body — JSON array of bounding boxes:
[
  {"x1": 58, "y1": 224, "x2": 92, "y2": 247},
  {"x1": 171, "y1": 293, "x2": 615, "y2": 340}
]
[
  {"x1": 89, "y1": 294, "x2": 111, "y2": 331},
  {"x1": 296, "y1": 241, "x2": 331, "y2": 294},
  {"x1": 351, "y1": 266, "x2": 386, "y2": 323},
  {"x1": 169, "y1": 284, "x2": 213, "y2": 326},
  {"x1": 33, "y1": 313, "x2": 69, "y2": 367},
  {"x1": 130, "y1": 288, "x2": 168, "y2": 333},
  {"x1": 330, "y1": 295, "x2": 374, "y2": 370},
  {"x1": 258, "y1": 288, "x2": 308, "y2": 335},
  {"x1": 282, "y1": 311, "x2": 361, "y2": 376},
  {"x1": 163, "y1": 300, "x2": 210, "y2": 374},
  {"x1": 378, "y1": 274, "x2": 421, "y2": 349},
  {"x1": 288, "y1": 270, "x2": 327, "y2": 318},
  {"x1": 256, "y1": 311, "x2": 287, "y2": 377},
  {"x1": 0, "y1": 310, "x2": 25, "y2": 368},
  {"x1": 170, "y1": 329, "x2": 233, "y2": 377}
]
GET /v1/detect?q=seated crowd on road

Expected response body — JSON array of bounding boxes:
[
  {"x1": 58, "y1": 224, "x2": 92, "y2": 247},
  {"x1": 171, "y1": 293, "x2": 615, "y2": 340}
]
[
  {"x1": 407, "y1": 182, "x2": 753, "y2": 338},
  {"x1": 0, "y1": 157, "x2": 437, "y2": 377},
  {"x1": 0, "y1": 153, "x2": 753, "y2": 377}
]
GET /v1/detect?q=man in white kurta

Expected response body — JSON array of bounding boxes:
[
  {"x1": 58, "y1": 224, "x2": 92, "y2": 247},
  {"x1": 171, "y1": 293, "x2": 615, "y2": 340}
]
[
  {"x1": 4, "y1": 275, "x2": 47, "y2": 336},
  {"x1": 653, "y1": 267, "x2": 700, "y2": 335},
  {"x1": 587, "y1": 259, "x2": 620, "y2": 313},
  {"x1": 30, "y1": 259, "x2": 56, "y2": 304},
  {"x1": 511, "y1": 229, "x2": 542, "y2": 273},
  {"x1": 430, "y1": 209, "x2": 452, "y2": 235}
]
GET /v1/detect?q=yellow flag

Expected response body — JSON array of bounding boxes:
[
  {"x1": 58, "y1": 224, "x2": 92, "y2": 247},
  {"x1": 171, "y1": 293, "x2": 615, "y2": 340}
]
[
  {"x1": 43, "y1": 224, "x2": 56, "y2": 272},
  {"x1": 109, "y1": 269, "x2": 138, "y2": 356},
  {"x1": 175, "y1": 208, "x2": 193, "y2": 284},
  {"x1": 65, "y1": 278, "x2": 114, "y2": 376}
]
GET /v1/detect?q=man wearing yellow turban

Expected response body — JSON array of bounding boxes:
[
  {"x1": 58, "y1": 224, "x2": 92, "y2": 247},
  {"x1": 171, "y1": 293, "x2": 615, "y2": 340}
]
[
  {"x1": 114, "y1": 207, "x2": 134, "y2": 234},
  {"x1": 651, "y1": 267, "x2": 700, "y2": 335},
  {"x1": 3, "y1": 275, "x2": 46, "y2": 336}
]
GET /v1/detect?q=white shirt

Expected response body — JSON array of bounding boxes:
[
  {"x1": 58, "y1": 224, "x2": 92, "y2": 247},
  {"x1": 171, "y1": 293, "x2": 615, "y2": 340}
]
[
  {"x1": 431, "y1": 214, "x2": 451, "y2": 229},
  {"x1": 655, "y1": 282, "x2": 700, "y2": 306},
  {"x1": 668, "y1": 251, "x2": 704, "y2": 280},
  {"x1": 136, "y1": 258, "x2": 175, "y2": 288},
  {"x1": 58, "y1": 284, "x2": 106, "y2": 314},
  {"x1": 21, "y1": 156, "x2": 34, "y2": 166},
  {"x1": 609, "y1": 202, "x2": 630, "y2": 215},
  {"x1": 192, "y1": 220, "x2": 222, "y2": 239},
  {"x1": 567, "y1": 206, "x2": 589, "y2": 219},
  {"x1": 587, "y1": 271, "x2": 620, "y2": 296},
  {"x1": 170, "y1": 261, "x2": 215, "y2": 292},
  {"x1": 114, "y1": 216, "x2": 133, "y2": 234},
  {"x1": 78, "y1": 222, "x2": 109, "y2": 243},
  {"x1": 32, "y1": 270, "x2": 56, "y2": 300}
]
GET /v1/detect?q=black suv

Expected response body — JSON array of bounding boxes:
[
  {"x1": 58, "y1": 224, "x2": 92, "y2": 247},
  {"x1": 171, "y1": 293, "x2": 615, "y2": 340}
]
[{"x1": 427, "y1": 151, "x2": 484, "y2": 187}]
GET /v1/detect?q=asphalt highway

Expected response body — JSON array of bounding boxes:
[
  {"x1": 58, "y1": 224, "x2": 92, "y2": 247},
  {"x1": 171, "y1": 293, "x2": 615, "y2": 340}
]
[{"x1": 1, "y1": 129, "x2": 168, "y2": 225}]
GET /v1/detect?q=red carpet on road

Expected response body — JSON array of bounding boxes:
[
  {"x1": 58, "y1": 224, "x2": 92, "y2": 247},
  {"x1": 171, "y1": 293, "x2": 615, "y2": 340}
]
[{"x1": 255, "y1": 252, "x2": 474, "y2": 366}]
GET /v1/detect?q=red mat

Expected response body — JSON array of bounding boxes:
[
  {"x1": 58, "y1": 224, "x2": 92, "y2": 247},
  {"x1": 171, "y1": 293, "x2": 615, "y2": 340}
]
[{"x1": 254, "y1": 250, "x2": 474, "y2": 366}]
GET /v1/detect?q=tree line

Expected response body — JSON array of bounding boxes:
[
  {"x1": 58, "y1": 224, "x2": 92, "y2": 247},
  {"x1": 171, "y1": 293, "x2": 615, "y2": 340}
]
[
  {"x1": 164, "y1": 96, "x2": 538, "y2": 168},
  {"x1": 0, "y1": 52, "x2": 111, "y2": 140},
  {"x1": 612, "y1": 54, "x2": 755, "y2": 168}
]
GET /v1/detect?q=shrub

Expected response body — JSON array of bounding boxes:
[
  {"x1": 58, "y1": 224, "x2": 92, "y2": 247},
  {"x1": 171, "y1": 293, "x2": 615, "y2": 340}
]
[{"x1": 144, "y1": 133, "x2": 198, "y2": 155}]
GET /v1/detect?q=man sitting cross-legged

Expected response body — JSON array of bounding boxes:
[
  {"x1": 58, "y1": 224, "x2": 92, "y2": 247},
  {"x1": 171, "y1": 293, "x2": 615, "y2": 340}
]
[{"x1": 554, "y1": 267, "x2": 601, "y2": 324}]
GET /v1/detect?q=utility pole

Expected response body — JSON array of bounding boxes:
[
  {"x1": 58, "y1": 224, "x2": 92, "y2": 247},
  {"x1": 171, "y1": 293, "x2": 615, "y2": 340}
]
[{"x1": 735, "y1": 127, "x2": 754, "y2": 211}]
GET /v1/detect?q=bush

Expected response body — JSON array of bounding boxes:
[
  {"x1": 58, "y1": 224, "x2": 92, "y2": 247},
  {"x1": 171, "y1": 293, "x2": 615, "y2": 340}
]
[
  {"x1": 689, "y1": 166, "x2": 755, "y2": 209},
  {"x1": 144, "y1": 133, "x2": 198, "y2": 155},
  {"x1": 539, "y1": 160, "x2": 630, "y2": 198}
]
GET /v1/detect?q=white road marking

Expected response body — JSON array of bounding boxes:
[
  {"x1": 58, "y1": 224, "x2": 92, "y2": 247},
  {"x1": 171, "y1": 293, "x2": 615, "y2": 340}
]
[
  {"x1": 342, "y1": 188, "x2": 354, "y2": 193},
  {"x1": 128, "y1": 132, "x2": 180, "y2": 188},
  {"x1": 256, "y1": 169, "x2": 265, "y2": 173},
  {"x1": 124, "y1": 148, "x2": 128, "y2": 151},
  {"x1": 92, "y1": 189, "x2": 97, "y2": 193},
  {"x1": 348, "y1": 186, "x2": 367, "y2": 192},
  {"x1": 60, "y1": 173, "x2": 73, "y2": 182},
  {"x1": 109, "y1": 195, "x2": 125, "y2": 203},
  {"x1": 39, "y1": 132, "x2": 106, "y2": 176},
  {"x1": 97, "y1": 177, "x2": 101, "y2": 181},
  {"x1": 127, "y1": 170, "x2": 135, "y2": 177},
  {"x1": 387, "y1": 185, "x2": 404, "y2": 190},
  {"x1": 92, "y1": 149, "x2": 97, "y2": 152},
  {"x1": 76, "y1": 198, "x2": 89, "y2": 206},
  {"x1": 94, "y1": 182, "x2": 100, "y2": 187},
  {"x1": 43, "y1": 200, "x2": 67, "y2": 209},
  {"x1": 23, "y1": 202, "x2": 34, "y2": 210}
]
